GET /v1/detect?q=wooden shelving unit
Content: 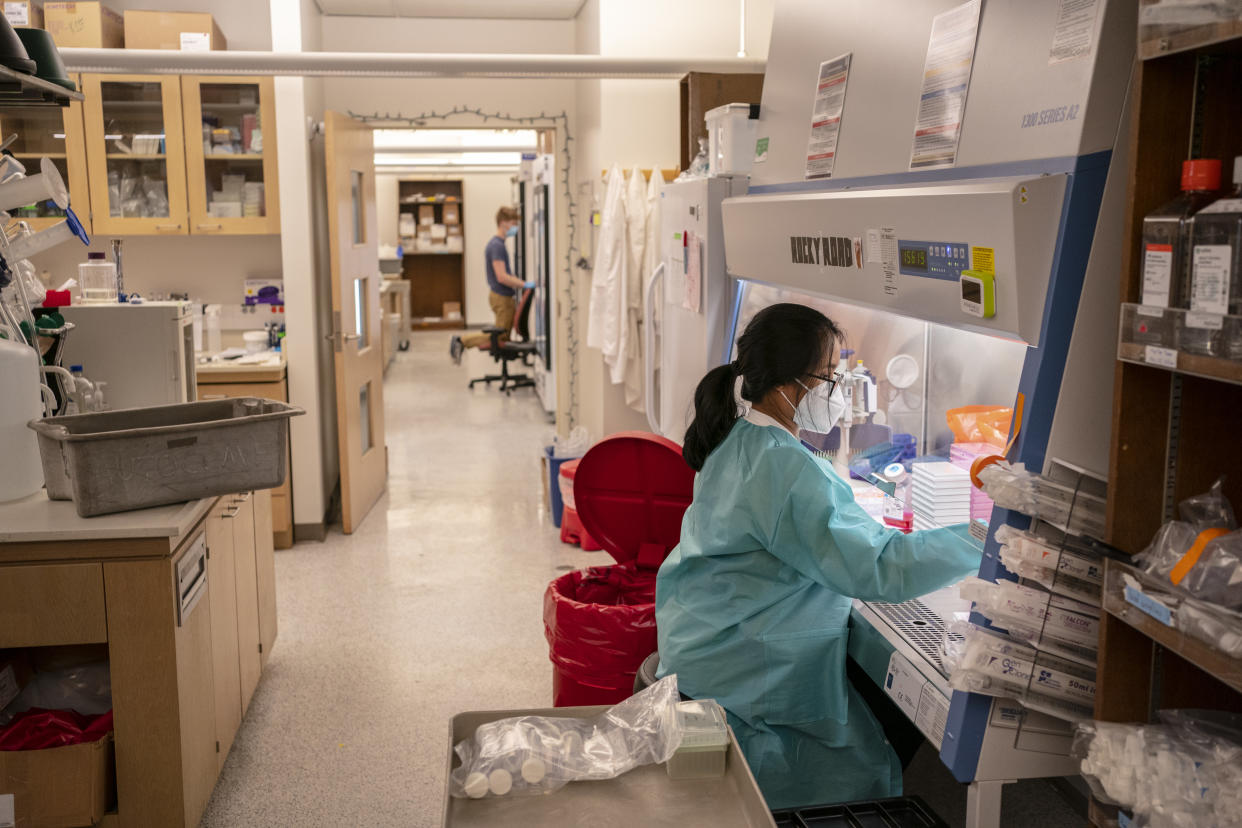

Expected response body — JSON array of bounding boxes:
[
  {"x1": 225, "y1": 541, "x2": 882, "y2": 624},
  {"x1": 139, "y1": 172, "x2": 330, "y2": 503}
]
[
  {"x1": 398, "y1": 179, "x2": 465, "y2": 330},
  {"x1": 1094, "y1": 20, "x2": 1242, "y2": 828}
]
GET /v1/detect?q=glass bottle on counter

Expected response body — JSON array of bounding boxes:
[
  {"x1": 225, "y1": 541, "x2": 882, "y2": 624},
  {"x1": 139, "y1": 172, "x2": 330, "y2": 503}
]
[
  {"x1": 1182, "y1": 156, "x2": 1242, "y2": 359},
  {"x1": 1128, "y1": 159, "x2": 1221, "y2": 348}
]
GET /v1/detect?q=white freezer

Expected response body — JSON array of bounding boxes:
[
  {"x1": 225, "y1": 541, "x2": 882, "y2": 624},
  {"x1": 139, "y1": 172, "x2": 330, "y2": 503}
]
[{"x1": 646, "y1": 175, "x2": 748, "y2": 443}]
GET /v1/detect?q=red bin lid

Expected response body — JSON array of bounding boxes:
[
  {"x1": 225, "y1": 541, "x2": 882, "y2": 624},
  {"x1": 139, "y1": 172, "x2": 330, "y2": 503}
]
[{"x1": 572, "y1": 431, "x2": 695, "y2": 569}]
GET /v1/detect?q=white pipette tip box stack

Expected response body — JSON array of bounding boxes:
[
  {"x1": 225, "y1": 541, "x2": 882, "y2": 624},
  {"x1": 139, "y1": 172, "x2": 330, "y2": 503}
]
[{"x1": 912, "y1": 461, "x2": 972, "y2": 531}]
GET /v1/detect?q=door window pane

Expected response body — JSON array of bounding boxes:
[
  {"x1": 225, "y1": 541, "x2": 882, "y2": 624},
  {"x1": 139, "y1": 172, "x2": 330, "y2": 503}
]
[
  {"x1": 351, "y1": 170, "x2": 365, "y2": 244},
  {"x1": 359, "y1": 381, "x2": 373, "y2": 454},
  {"x1": 198, "y1": 82, "x2": 267, "y2": 218},
  {"x1": 101, "y1": 81, "x2": 170, "y2": 218},
  {"x1": 354, "y1": 275, "x2": 369, "y2": 350}
]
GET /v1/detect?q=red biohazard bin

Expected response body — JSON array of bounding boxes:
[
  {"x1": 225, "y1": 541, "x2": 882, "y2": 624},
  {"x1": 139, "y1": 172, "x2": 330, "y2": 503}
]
[
  {"x1": 543, "y1": 431, "x2": 695, "y2": 707},
  {"x1": 558, "y1": 458, "x2": 601, "y2": 551}
]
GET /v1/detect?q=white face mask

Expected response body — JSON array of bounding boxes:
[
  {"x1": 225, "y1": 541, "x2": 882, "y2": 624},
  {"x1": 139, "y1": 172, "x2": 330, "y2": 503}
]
[{"x1": 781, "y1": 378, "x2": 846, "y2": 434}]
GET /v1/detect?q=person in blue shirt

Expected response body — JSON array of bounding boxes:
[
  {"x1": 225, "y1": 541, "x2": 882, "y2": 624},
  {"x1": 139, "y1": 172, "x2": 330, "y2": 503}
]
[
  {"x1": 450, "y1": 206, "x2": 535, "y2": 363},
  {"x1": 655, "y1": 303, "x2": 981, "y2": 810}
]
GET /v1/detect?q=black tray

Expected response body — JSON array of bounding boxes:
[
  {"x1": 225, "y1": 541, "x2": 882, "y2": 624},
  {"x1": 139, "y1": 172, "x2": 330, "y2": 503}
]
[{"x1": 772, "y1": 795, "x2": 947, "y2": 828}]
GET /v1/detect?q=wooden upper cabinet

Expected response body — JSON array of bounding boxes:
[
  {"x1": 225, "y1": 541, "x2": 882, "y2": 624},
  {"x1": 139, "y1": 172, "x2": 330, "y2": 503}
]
[
  {"x1": 81, "y1": 74, "x2": 189, "y2": 235},
  {"x1": 181, "y1": 76, "x2": 280, "y2": 235},
  {"x1": 0, "y1": 74, "x2": 91, "y2": 234}
]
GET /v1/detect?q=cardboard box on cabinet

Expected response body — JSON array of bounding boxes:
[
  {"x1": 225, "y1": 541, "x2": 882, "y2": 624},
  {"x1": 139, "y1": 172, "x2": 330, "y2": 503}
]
[
  {"x1": 123, "y1": 9, "x2": 226, "y2": 51},
  {"x1": 44, "y1": 2, "x2": 123, "y2": 48}
]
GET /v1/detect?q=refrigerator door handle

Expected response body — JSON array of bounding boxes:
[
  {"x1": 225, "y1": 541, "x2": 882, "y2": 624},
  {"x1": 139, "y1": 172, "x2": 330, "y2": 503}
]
[{"x1": 644, "y1": 262, "x2": 666, "y2": 435}]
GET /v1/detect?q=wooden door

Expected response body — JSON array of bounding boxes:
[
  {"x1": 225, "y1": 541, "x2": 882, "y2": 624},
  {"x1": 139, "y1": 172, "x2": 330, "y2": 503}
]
[
  {"x1": 229, "y1": 493, "x2": 262, "y2": 714},
  {"x1": 180, "y1": 75, "x2": 281, "y2": 235},
  {"x1": 81, "y1": 73, "x2": 189, "y2": 235},
  {"x1": 324, "y1": 111, "x2": 387, "y2": 533},
  {"x1": 205, "y1": 500, "x2": 241, "y2": 771},
  {"x1": 252, "y1": 487, "x2": 278, "y2": 668}
]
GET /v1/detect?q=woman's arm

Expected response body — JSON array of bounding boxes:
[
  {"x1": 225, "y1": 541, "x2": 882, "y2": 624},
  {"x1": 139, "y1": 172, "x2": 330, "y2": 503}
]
[{"x1": 755, "y1": 445, "x2": 981, "y2": 602}]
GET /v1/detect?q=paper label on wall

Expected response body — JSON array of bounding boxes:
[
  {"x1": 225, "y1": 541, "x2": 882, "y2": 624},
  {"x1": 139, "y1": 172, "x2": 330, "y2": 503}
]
[
  {"x1": 1144, "y1": 345, "x2": 1178, "y2": 369},
  {"x1": 1049, "y1": 0, "x2": 1101, "y2": 64},
  {"x1": 909, "y1": 0, "x2": 981, "y2": 170},
  {"x1": 805, "y1": 53, "x2": 852, "y2": 180},
  {"x1": 754, "y1": 136, "x2": 769, "y2": 164},
  {"x1": 1141, "y1": 243, "x2": 1173, "y2": 307},
  {"x1": 971, "y1": 246, "x2": 994, "y2": 274},
  {"x1": 1191, "y1": 245, "x2": 1230, "y2": 314},
  {"x1": 180, "y1": 31, "x2": 211, "y2": 51},
  {"x1": 0, "y1": 795, "x2": 12, "y2": 828},
  {"x1": 3, "y1": 3, "x2": 28, "y2": 26},
  {"x1": 880, "y1": 226, "x2": 899, "y2": 296},
  {"x1": 865, "y1": 229, "x2": 881, "y2": 264},
  {"x1": 683, "y1": 231, "x2": 702, "y2": 313}
]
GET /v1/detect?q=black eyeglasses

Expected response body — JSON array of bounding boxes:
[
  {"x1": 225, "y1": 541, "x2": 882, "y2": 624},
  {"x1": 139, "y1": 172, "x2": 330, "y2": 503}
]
[{"x1": 806, "y1": 371, "x2": 842, "y2": 396}]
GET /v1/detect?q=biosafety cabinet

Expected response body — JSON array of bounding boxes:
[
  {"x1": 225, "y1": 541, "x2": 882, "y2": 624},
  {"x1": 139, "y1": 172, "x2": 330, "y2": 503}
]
[{"x1": 686, "y1": 1, "x2": 1135, "y2": 825}]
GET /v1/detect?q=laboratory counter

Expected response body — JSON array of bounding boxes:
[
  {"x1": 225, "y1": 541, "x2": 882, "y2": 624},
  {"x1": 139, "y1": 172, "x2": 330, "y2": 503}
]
[
  {"x1": 0, "y1": 490, "x2": 278, "y2": 827},
  {"x1": 196, "y1": 350, "x2": 294, "y2": 548},
  {"x1": 196, "y1": 349, "x2": 287, "y2": 385}
]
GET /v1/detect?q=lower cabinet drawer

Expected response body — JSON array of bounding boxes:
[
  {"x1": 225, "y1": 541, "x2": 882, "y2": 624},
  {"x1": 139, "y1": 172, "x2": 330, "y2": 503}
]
[{"x1": 0, "y1": 563, "x2": 107, "y2": 647}]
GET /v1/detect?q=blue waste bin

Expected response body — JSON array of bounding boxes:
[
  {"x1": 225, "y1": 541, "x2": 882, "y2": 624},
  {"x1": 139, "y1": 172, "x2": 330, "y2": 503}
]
[{"x1": 544, "y1": 444, "x2": 581, "y2": 528}]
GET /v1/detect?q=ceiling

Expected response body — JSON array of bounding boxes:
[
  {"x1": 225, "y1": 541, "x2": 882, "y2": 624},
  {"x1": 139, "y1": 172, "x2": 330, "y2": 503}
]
[{"x1": 315, "y1": 0, "x2": 587, "y2": 19}]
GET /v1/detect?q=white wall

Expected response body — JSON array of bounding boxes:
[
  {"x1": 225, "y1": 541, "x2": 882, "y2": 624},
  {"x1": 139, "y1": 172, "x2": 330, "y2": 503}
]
[
  {"x1": 571, "y1": 0, "x2": 775, "y2": 442},
  {"x1": 376, "y1": 170, "x2": 517, "y2": 327},
  {"x1": 270, "y1": 0, "x2": 336, "y2": 536},
  {"x1": 28, "y1": 236, "x2": 282, "y2": 305},
  {"x1": 319, "y1": 17, "x2": 577, "y2": 121}
]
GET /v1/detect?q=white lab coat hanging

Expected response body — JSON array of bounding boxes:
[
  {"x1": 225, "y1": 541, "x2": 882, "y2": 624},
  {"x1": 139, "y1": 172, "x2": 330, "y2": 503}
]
[
  {"x1": 640, "y1": 169, "x2": 664, "y2": 410},
  {"x1": 621, "y1": 167, "x2": 648, "y2": 408},
  {"x1": 587, "y1": 165, "x2": 628, "y2": 377}
]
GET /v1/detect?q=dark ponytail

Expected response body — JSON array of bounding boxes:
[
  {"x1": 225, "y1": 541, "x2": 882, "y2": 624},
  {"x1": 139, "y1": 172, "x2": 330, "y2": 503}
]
[{"x1": 682, "y1": 303, "x2": 843, "y2": 471}]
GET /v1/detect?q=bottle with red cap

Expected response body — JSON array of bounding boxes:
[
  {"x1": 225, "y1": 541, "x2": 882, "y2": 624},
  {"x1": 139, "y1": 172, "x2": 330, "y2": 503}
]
[
  {"x1": 1183, "y1": 156, "x2": 1242, "y2": 359},
  {"x1": 1128, "y1": 158, "x2": 1221, "y2": 348}
]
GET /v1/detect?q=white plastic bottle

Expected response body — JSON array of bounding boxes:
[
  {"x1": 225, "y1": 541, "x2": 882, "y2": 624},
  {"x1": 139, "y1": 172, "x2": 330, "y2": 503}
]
[{"x1": 0, "y1": 338, "x2": 46, "y2": 501}]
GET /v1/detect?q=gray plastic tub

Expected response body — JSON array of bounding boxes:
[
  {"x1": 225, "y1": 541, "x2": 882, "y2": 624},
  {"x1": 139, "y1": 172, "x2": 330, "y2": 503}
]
[
  {"x1": 444, "y1": 705, "x2": 775, "y2": 827},
  {"x1": 29, "y1": 398, "x2": 303, "y2": 517}
]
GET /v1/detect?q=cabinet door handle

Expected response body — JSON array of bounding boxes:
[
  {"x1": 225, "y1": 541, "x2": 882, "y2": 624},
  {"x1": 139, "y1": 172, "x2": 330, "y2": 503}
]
[
  {"x1": 197, "y1": 223, "x2": 223, "y2": 231},
  {"x1": 176, "y1": 534, "x2": 209, "y2": 626},
  {"x1": 223, "y1": 507, "x2": 240, "y2": 519},
  {"x1": 232, "y1": 492, "x2": 251, "y2": 503},
  {"x1": 155, "y1": 223, "x2": 182, "y2": 232}
]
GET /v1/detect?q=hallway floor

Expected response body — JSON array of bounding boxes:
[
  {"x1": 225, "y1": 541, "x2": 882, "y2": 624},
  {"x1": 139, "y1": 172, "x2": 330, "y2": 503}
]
[{"x1": 201, "y1": 331, "x2": 1083, "y2": 827}]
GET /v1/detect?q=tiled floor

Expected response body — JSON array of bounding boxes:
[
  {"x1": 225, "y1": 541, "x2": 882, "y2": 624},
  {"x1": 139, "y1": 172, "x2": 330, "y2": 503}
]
[
  {"x1": 201, "y1": 332, "x2": 596, "y2": 826},
  {"x1": 201, "y1": 331, "x2": 1083, "y2": 827}
]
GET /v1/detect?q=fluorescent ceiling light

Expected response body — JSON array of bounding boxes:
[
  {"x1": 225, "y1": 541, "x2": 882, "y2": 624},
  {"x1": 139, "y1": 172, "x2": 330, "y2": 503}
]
[
  {"x1": 374, "y1": 151, "x2": 524, "y2": 166},
  {"x1": 373, "y1": 128, "x2": 537, "y2": 149}
]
